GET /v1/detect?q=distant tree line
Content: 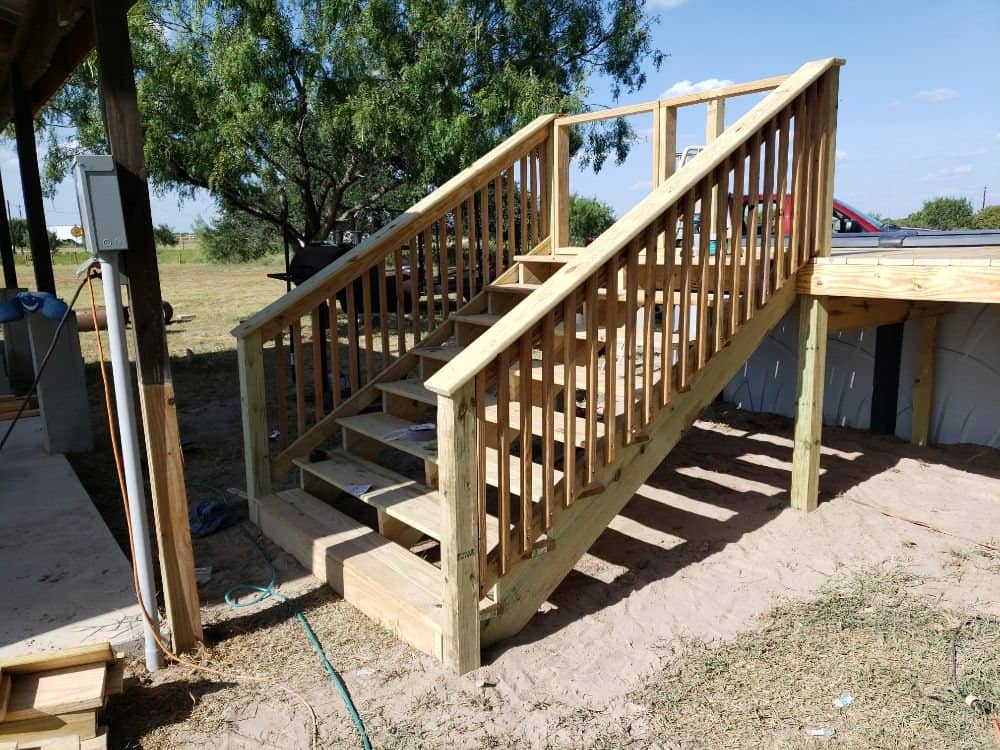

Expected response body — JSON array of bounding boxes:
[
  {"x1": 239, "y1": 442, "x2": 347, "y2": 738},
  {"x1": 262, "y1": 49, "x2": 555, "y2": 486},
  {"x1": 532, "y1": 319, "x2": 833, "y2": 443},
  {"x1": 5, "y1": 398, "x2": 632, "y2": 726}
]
[{"x1": 880, "y1": 197, "x2": 1000, "y2": 230}]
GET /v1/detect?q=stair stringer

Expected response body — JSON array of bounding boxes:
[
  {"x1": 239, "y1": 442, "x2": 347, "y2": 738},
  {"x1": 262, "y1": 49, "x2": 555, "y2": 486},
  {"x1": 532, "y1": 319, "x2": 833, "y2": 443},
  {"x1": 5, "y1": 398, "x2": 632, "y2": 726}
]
[{"x1": 481, "y1": 281, "x2": 798, "y2": 646}]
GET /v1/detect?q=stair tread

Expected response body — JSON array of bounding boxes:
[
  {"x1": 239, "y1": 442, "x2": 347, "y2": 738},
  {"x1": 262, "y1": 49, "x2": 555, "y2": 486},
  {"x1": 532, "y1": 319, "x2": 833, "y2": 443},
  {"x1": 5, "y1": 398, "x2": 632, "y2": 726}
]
[
  {"x1": 484, "y1": 402, "x2": 605, "y2": 447},
  {"x1": 295, "y1": 452, "x2": 444, "y2": 540},
  {"x1": 338, "y1": 412, "x2": 440, "y2": 462},
  {"x1": 512, "y1": 254, "x2": 575, "y2": 264},
  {"x1": 257, "y1": 489, "x2": 443, "y2": 624},
  {"x1": 414, "y1": 343, "x2": 466, "y2": 361},
  {"x1": 455, "y1": 313, "x2": 502, "y2": 327},
  {"x1": 377, "y1": 378, "x2": 437, "y2": 405}
]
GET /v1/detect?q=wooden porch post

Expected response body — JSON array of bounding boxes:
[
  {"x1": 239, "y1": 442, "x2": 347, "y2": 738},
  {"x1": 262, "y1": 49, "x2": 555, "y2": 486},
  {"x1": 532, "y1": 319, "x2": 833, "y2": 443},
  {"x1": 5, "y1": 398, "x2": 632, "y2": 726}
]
[
  {"x1": 238, "y1": 331, "x2": 272, "y2": 525},
  {"x1": 92, "y1": 0, "x2": 203, "y2": 652},
  {"x1": 437, "y1": 384, "x2": 481, "y2": 674},
  {"x1": 12, "y1": 65, "x2": 54, "y2": 294},
  {"x1": 550, "y1": 124, "x2": 570, "y2": 249},
  {"x1": 790, "y1": 68, "x2": 839, "y2": 512},
  {"x1": 0, "y1": 174, "x2": 16, "y2": 288}
]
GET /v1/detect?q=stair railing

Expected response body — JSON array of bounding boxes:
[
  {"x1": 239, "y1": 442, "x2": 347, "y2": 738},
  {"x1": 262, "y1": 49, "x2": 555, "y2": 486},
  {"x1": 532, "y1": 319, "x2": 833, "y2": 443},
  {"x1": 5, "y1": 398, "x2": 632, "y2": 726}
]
[
  {"x1": 426, "y1": 58, "x2": 842, "y2": 668},
  {"x1": 234, "y1": 114, "x2": 555, "y2": 514}
]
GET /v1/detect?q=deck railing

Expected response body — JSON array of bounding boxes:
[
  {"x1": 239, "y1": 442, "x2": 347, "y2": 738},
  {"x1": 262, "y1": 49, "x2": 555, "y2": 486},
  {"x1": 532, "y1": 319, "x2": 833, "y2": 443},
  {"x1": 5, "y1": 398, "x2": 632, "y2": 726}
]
[
  {"x1": 234, "y1": 114, "x2": 555, "y2": 505},
  {"x1": 426, "y1": 58, "x2": 841, "y2": 607}
]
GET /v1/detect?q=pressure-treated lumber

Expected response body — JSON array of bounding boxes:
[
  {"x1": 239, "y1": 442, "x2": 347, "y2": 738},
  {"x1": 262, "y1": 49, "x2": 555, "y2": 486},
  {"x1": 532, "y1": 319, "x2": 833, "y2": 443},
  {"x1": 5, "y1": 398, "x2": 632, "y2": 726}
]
[
  {"x1": 825, "y1": 298, "x2": 951, "y2": 333},
  {"x1": 437, "y1": 384, "x2": 481, "y2": 673},
  {"x1": 238, "y1": 331, "x2": 271, "y2": 524},
  {"x1": 800, "y1": 262, "x2": 1000, "y2": 304},
  {"x1": 0, "y1": 645, "x2": 115, "y2": 677},
  {"x1": 481, "y1": 281, "x2": 798, "y2": 645},
  {"x1": 910, "y1": 316, "x2": 938, "y2": 447},
  {"x1": 0, "y1": 711, "x2": 97, "y2": 745},
  {"x1": 4, "y1": 664, "x2": 106, "y2": 722},
  {"x1": 550, "y1": 125, "x2": 570, "y2": 250},
  {"x1": 426, "y1": 57, "x2": 844, "y2": 398},
  {"x1": 790, "y1": 295, "x2": 829, "y2": 511}
]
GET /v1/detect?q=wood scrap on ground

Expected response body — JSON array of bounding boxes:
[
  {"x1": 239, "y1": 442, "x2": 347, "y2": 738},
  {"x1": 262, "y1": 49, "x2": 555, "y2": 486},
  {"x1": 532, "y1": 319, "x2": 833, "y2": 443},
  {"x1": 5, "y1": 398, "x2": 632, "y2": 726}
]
[{"x1": 0, "y1": 644, "x2": 124, "y2": 749}]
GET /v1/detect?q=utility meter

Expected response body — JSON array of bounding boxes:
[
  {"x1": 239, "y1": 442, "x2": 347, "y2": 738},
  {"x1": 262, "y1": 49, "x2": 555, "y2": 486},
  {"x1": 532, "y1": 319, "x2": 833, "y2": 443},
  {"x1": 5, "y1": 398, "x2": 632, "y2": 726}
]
[{"x1": 73, "y1": 155, "x2": 128, "y2": 254}]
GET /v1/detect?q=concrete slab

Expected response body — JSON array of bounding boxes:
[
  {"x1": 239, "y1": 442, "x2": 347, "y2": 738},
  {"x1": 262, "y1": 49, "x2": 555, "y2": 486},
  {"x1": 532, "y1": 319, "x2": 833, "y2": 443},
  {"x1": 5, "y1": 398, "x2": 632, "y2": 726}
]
[{"x1": 0, "y1": 416, "x2": 142, "y2": 659}]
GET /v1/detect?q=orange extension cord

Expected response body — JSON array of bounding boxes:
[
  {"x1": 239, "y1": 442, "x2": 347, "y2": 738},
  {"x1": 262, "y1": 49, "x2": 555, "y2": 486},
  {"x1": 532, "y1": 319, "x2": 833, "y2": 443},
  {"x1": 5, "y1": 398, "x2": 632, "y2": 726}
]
[{"x1": 85, "y1": 266, "x2": 320, "y2": 749}]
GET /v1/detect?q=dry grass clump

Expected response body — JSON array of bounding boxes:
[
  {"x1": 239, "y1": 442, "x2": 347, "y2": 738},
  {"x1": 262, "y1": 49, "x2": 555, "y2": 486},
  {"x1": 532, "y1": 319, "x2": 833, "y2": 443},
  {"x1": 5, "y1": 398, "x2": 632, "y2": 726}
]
[{"x1": 631, "y1": 569, "x2": 999, "y2": 750}]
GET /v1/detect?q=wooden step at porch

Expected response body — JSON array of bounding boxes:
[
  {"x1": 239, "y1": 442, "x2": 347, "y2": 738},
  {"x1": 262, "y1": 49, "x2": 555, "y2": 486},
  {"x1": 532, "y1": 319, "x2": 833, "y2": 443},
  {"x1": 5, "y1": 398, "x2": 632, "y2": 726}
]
[
  {"x1": 414, "y1": 343, "x2": 466, "y2": 362},
  {"x1": 338, "y1": 412, "x2": 440, "y2": 462},
  {"x1": 454, "y1": 313, "x2": 502, "y2": 328},
  {"x1": 256, "y1": 488, "x2": 444, "y2": 660},
  {"x1": 483, "y1": 402, "x2": 605, "y2": 449},
  {"x1": 377, "y1": 378, "x2": 437, "y2": 405},
  {"x1": 295, "y1": 452, "x2": 444, "y2": 540}
]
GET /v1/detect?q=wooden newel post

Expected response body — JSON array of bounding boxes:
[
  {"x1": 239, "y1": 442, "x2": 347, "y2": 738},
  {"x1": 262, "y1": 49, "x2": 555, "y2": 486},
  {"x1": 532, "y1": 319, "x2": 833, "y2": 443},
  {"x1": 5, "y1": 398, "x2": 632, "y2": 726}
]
[
  {"x1": 437, "y1": 383, "x2": 481, "y2": 674},
  {"x1": 550, "y1": 124, "x2": 570, "y2": 250},
  {"x1": 238, "y1": 331, "x2": 272, "y2": 525}
]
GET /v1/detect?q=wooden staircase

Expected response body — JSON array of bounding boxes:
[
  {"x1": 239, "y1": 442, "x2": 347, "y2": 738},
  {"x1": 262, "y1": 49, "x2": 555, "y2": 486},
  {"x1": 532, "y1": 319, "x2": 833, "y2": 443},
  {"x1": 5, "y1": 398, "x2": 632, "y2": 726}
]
[{"x1": 234, "y1": 58, "x2": 843, "y2": 673}]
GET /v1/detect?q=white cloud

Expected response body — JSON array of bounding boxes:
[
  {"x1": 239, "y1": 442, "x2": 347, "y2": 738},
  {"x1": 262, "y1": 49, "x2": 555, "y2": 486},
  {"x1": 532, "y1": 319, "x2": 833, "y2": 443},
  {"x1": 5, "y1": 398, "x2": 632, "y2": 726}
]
[
  {"x1": 661, "y1": 77, "x2": 734, "y2": 98},
  {"x1": 835, "y1": 149, "x2": 847, "y2": 162},
  {"x1": 629, "y1": 180, "x2": 652, "y2": 193},
  {"x1": 915, "y1": 88, "x2": 958, "y2": 103},
  {"x1": 648, "y1": 0, "x2": 688, "y2": 7},
  {"x1": 922, "y1": 164, "x2": 974, "y2": 181}
]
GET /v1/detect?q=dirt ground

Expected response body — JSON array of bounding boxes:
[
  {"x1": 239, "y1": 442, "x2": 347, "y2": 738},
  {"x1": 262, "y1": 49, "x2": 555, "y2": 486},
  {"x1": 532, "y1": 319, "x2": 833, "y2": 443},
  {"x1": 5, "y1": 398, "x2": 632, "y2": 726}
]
[{"x1": 30, "y1": 260, "x2": 1000, "y2": 749}]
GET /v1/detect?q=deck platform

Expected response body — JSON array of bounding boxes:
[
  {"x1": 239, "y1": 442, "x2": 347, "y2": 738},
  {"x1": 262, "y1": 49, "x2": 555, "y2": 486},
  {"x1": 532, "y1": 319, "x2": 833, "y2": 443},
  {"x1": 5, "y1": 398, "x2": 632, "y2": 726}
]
[
  {"x1": 0, "y1": 417, "x2": 142, "y2": 659},
  {"x1": 799, "y1": 245, "x2": 1000, "y2": 303}
]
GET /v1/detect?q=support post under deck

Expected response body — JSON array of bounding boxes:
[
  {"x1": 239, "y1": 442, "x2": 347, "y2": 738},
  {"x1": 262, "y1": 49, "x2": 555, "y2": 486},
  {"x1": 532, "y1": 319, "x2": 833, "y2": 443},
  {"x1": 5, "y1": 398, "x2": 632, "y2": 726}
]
[{"x1": 790, "y1": 295, "x2": 829, "y2": 511}]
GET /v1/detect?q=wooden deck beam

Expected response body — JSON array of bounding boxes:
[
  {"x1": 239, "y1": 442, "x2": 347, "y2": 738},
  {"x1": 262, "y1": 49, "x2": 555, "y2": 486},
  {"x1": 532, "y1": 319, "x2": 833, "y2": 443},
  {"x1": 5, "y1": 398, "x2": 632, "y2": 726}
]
[{"x1": 800, "y1": 261, "x2": 1000, "y2": 304}]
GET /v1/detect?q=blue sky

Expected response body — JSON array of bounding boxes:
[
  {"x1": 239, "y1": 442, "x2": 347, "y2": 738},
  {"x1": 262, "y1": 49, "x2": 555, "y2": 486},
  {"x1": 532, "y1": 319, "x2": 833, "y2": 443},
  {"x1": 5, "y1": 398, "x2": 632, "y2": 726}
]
[{"x1": 3, "y1": 0, "x2": 998, "y2": 231}]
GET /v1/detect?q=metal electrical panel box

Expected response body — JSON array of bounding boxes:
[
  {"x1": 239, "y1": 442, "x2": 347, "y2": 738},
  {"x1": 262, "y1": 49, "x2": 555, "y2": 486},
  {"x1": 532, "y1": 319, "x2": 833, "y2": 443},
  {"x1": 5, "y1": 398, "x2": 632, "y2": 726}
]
[{"x1": 73, "y1": 155, "x2": 128, "y2": 254}]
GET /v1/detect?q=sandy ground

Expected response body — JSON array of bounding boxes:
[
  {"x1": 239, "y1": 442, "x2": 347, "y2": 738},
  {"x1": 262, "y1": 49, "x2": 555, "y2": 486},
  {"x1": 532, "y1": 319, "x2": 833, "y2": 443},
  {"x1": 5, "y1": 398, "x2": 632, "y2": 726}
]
[{"x1": 106, "y1": 403, "x2": 1000, "y2": 749}]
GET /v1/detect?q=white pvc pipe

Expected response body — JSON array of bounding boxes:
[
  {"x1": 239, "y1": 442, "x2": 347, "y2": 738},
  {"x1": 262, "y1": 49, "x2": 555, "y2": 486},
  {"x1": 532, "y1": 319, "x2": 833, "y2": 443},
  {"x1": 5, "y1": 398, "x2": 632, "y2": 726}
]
[{"x1": 98, "y1": 252, "x2": 163, "y2": 671}]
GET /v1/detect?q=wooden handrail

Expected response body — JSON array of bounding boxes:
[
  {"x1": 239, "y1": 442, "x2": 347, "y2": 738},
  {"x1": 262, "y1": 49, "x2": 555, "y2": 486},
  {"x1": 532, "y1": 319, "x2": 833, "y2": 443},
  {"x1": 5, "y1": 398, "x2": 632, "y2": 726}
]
[
  {"x1": 553, "y1": 74, "x2": 790, "y2": 127},
  {"x1": 425, "y1": 57, "x2": 843, "y2": 398},
  {"x1": 232, "y1": 113, "x2": 557, "y2": 341}
]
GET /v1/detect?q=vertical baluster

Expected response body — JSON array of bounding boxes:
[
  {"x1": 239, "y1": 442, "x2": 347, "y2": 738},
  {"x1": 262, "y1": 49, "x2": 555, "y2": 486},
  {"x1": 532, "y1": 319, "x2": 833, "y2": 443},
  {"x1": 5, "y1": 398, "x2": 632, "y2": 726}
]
[
  {"x1": 520, "y1": 156, "x2": 529, "y2": 255},
  {"x1": 378, "y1": 259, "x2": 390, "y2": 369},
  {"x1": 729, "y1": 147, "x2": 746, "y2": 337},
  {"x1": 465, "y1": 197, "x2": 477, "y2": 301},
  {"x1": 409, "y1": 238, "x2": 421, "y2": 343},
  {"x1": 562, "y1": 292, "x2": 577, "y2": 507},
  {"x1": 541, "y1": 312, "x2": 555, "y2": 529},
  {"x1": 585, "y1": 275, "x2": 599, "y2": 483},
  {"x1": 642, "y1": 222, "x2": 657, "y2": 426},
  {"x1": 774, "y1": 109, "x2": 791, "y2": 289},
  {"x1": 539, "y1": 145, "x2": 549, "y2": 240},
  {"x1": 678, "y1": 191, "x2": 694, "y2": 389},
  {"x1": 790, "y1": 95, "x2": 808, "y2": 274},
  {"x1": 802, "y1": 84, "x2": 819, "y2": 263},
  {"x1": 455, "y1": 203, "x2": 465, "y2": 312},
  {"x1": 712, "y1": 163, "x2": 728, "y2": 352},
  {"x1": 434, "y1": 219, "x2": 446, "y2": 320},
  {"x1": 478, "y1": 188, "x2": 488, "y2": 291},
  {"x1": 496, "y1": 348, "x2": 512, "y2": 575},
  {"x1": 310, "y1": 307, "x2": 325, "y2": 421},
  {"x1": 423, "y1": 226, "x2": 435, "y2": 330},
  {"x1": 760, "y1": 121, "x2": 777, "y2": 305},
  {"x1": 345, "y1": 285, "x2": 360, "y2": 393},
  {"x1": 361, "y1": 269, "x2": 375, "y2": 383},
  {"x1": 291, "y1": 320, "x2": 307, "y2": 435},
  {"x1": 518, "y1": 335, "x2": 533, "y2": 554},
  {"x1": 493, "y1": 175, "x2": 505, "y2": 277},
  {"x1": 274, "y1": 332, "x2": 289, "y2": 449},
  {"x1": 393, "y1": 246, "x2": 406, "y2": 357},
  {"x1": 812, "y1": 76, "x2": 833, "y2": 255},
  {"x1": 528, "y1": 151, "x2": 537, "y2": 248},
  {"x1": 506, "y1": 165, "x2": 516, "y2": 267},
  {"x1": 696, "y1": 178, "x2": 712, "y2": 370},
  {"x1": 623, "y1": 241, "x2": 639, "y2": 442},
  {"x1": 661, "y1": 204, "x2": 677, "y2": 406},
  {"x1": 475, "y1": 369, "x2": 488, "y2": 589},
  {"x1": 744, "y1": 131, "x2": 762, "y2": 322},
  {"x1": 328, "y1": 295, "x2": 342, "y2": 408},
  {"x1": 604, "y1": 258, "x2": 618, "y2": 463}
]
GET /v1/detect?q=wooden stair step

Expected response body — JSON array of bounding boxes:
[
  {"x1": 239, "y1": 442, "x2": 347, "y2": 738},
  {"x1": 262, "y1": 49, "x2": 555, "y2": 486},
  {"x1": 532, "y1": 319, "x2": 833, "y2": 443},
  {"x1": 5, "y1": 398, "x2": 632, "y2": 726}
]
[
  {"x1": 257, "y1": 489, "x2": 444, "y2": 660},
  {"x1": 295, "y1": 451, "x2": 444, "y2": 540},
  {"x1": 512, "y1": 254, "x2": 576, "y2": 264},
  {"x1": 377, "y1": 378, "x2": 437, "y2": 405},
  {"x1": 338, "y1": 412, "x2": 440, "y2": 462},
  {"x1": 413, "y1": 343, "x2": 466, "y2": 362},
  {"x1": 454, "y1": 313, "x2": 502, "y2": 328},
  {"x1": 483, "y1": 447, "x2": 563, "y2": 501}
]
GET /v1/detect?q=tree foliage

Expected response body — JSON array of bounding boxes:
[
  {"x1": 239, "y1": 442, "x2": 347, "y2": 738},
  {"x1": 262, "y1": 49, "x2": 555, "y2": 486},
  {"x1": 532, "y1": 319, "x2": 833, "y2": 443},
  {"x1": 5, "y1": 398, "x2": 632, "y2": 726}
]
[
  {"x1": 903, "y1": 197, "x2": 975, "y2": 230},
  {"x1": 569, "y1": 194, "x2": 616, "y2": 244},
  {"x1": 195, "y1": 210, "x2": 282, "y2": 263},
  {"x1": 9, "y1": 217, "x2": 27, "y2": 249},
  {"x1": 973, "y1": 205, "x2": 1000, "y2": 230},
  {"x1": 43, "y1": 0, "x2": 663, "y2": 247},
  {"x1": 153, "y1": 223, "x2": 178, "y2": 247}
]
